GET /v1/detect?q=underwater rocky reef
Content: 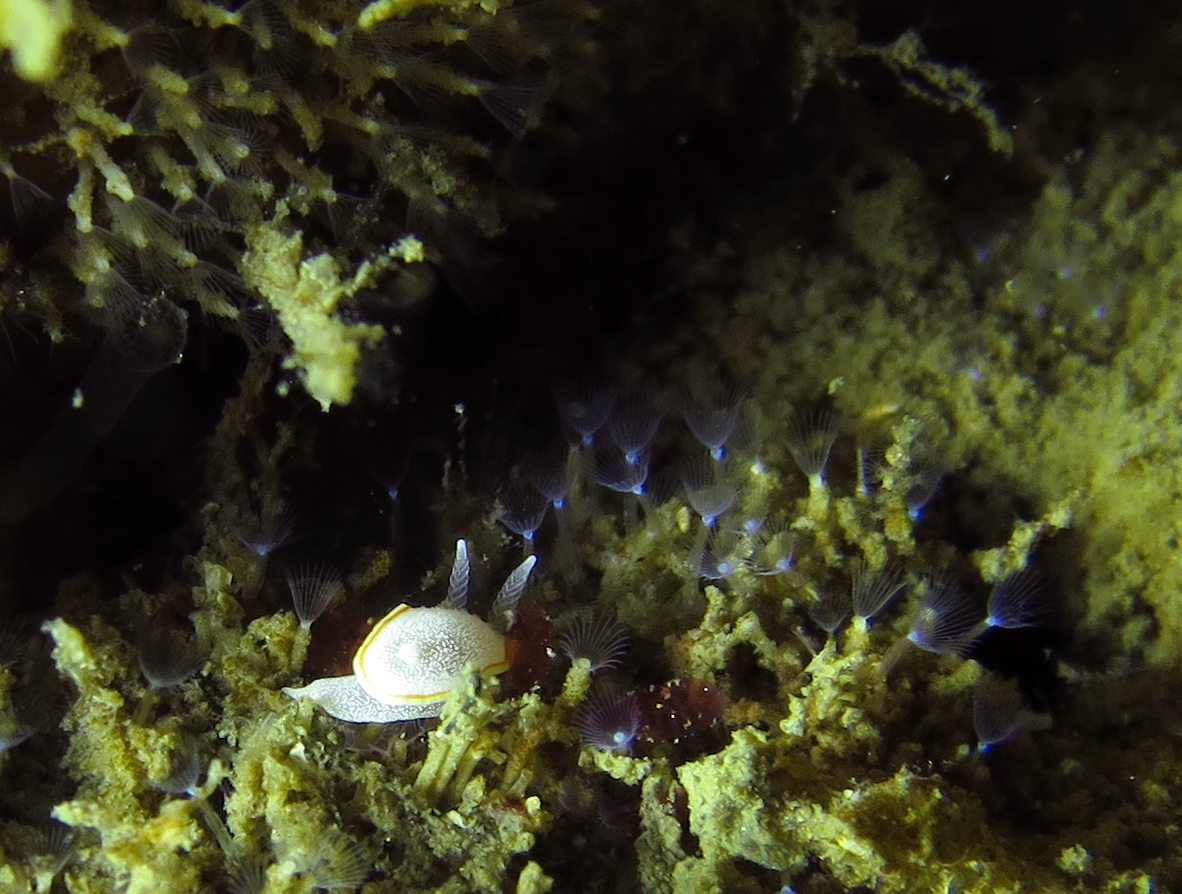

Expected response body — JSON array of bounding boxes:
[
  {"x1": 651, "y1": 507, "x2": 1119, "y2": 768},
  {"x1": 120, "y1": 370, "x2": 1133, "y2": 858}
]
[{"x1": 0, "y1": 0, "x2": 1181, "y2": 892}]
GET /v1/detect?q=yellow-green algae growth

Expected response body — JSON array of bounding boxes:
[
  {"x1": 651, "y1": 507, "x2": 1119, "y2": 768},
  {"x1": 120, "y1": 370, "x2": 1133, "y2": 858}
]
[
  {"x1": 239, "y1": 208, "x2": 421, "y2": 411},
  {"x1": 0, "y1": 0, "x2": 72, "y2": 81},
  {"x1": 1, "y1": 2, "x2": 1182, "y2": 894},
  {"x1": 0, "y1": 0, "x2": 588, "y2": 407}
]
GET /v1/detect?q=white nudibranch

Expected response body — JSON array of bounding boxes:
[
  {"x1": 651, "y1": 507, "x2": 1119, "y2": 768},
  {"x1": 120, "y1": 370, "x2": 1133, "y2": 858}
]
[{"x1": 283, "y1": 540, "x2": 537, "y2": 723}]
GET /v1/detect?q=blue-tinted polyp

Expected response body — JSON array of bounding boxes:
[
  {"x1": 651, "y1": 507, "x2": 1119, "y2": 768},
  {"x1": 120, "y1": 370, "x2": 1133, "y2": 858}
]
[
  {"x1": 905, "y1": 462, "x2": 944, "y2": 521},
  {"x1": 552, "y1": 380, "x2": 615, "y2": 445},
  {"x1": 644, "y1": 467, "x2": 682, "y2": 506},
  {"x1": 591, "y1": 444, "x2": 649, "y2": 496},
  {"x1": 138, "y1": 626, "x2": 204, "y2": 689},
  {"x1": 679, "y1": 456, "x2": 738, "y2": 526},
  {"x1": 575, "y1": 687, "x2": 643, "y2": 754},
  {"x1": 699, "y1": 531, "x2": 745, "y2": 580},
  {"x1": 753, "y1": 527, "x2": 794, "y2": 576},
  {"x1": 808, "y1": 589, "x2": 850, "y2": 635},
  {"x1": 973, "y1": 676, "x2": 1045, "y2": 751},
  {"x1": 604, "y1": 396, "x2": 663, "y2": 464},
  {"x1": 496, "y1": 480, "x2": 550, "y2": 540},
  {"x1": 2, "y1": 160, "x2": 52, "y2": 230},
  {"x1": 366, "y1": 445, "x2": 409, "y2": 502},
  {"x1": 155, "y1": 738, "x2": 204, "y2": 796},
  {"x1": 525, "y1": 447, "x2": 572, "y2": 509},
  {"x1": 0, "y1": 723, "x2": 33, "y2": 754},
  {"x1": 906, "y1": 574, "x2": 981, "y2": 656},
  {"x1": 784, "y1": 410, "x2": 840, "y2": 481},
  {"x1": 0, "y1": 621, "x2": 25, "y2": 669},
  {"x1": 985, "y1": 570, "x2": 1047, "y2": 630},
  {"x1": 850, "y1": 559, "x2": 904, "y2": 621},
  {"x1": 678, "y1": 382, "x2": 745, "y2": 460},
  {"x1": 286, "y1": 562, "x2": 343, "y2": 629},
  {"x1": 236, "y1": 492, "x2": 298, "y2": 556},
  {"x1": 559, "y1": 613, "x2": 630, "y2": 673}
]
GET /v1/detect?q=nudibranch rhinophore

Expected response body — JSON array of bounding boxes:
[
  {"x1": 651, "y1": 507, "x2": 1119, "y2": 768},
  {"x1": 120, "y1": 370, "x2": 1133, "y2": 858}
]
[{"x1": 283, "y1": 540, "x2": 537, "y2": 723}]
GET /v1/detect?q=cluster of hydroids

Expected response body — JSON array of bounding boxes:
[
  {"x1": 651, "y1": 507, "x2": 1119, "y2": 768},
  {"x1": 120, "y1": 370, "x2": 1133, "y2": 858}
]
[
  {"x1": 482, "y1": 379, "x2": 1056, "y2": 758},
  {"x1": 205, "y1": 378, "x2": 1054, "y2": 888},
  {"x1": 0, "y1": 371, "x2": 1061, "y2": 892},
  {"x1": 251, "y1": 374, "x2": 1055, "y2": 760},
  {"x1": 0, "y1": 0, "x2": 596, "y2": 410}
]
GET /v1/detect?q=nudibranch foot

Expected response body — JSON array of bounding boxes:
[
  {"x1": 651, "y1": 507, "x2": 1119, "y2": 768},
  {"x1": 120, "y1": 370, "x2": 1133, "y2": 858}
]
[{"x1": 283, "y1": 675, "x2": 441, "y2": 724}]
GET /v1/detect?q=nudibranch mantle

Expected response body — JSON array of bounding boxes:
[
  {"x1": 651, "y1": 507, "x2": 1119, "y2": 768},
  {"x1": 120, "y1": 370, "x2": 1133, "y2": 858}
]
[{"x1": 283, "y1": 540, "x2": 536, "y2": 723}]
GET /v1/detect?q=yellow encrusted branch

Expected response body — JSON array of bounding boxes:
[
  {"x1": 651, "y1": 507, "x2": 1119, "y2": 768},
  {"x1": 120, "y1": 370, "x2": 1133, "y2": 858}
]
[{"x1": 241, "y1": 208, "x2": 423, "y2": 410}]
